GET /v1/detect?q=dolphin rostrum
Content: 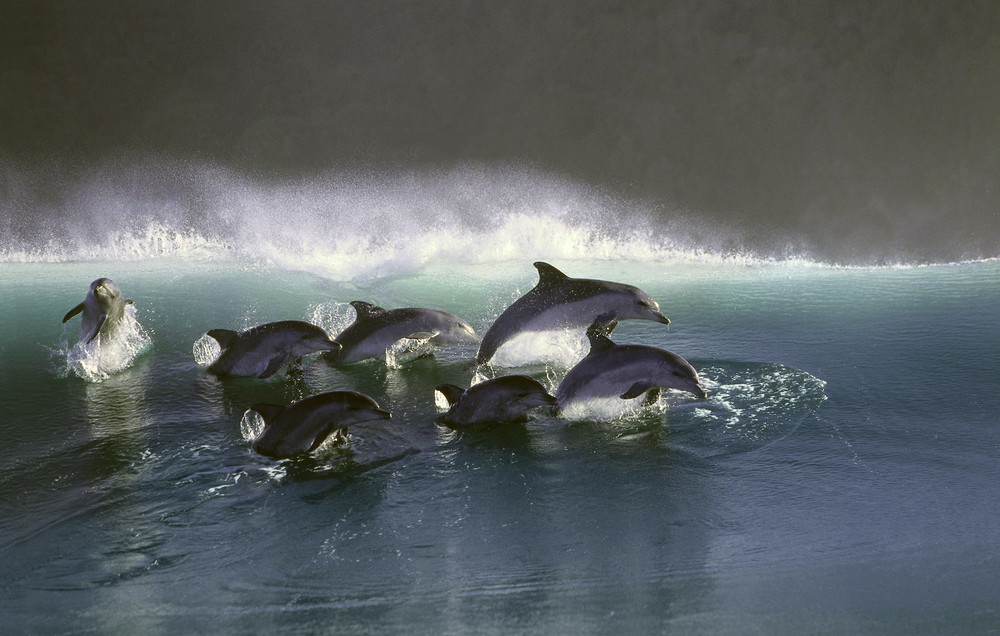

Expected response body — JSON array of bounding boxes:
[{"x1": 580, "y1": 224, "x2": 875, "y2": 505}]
[
  {"x1": 250, "y1": 390, "x2": 392, "y2": 458},
  {"x1": 556, "y1": 313, "x2": 706, "y2": 412},
  {"x1": 476, "y1": 262, "x2": 671, "y2": 366},
  {"x1": 63, "y1": 277, "x2": 133, "y2": 344},
  {"x1": 435, "y1": 375, "x2": 558, "y2": 429},
  {"x1": 325, "y1": 301, "x2": 479, "y2": 365},
  {"x1": 205, "y1": 320, "x2": 341, "y2": 379}
]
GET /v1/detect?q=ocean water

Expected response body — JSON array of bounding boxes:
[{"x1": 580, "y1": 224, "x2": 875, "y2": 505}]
[{"x1": 1, "y1": 166, "x2": 998, "y2": 633}]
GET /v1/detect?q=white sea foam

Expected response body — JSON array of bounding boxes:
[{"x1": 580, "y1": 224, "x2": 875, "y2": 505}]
[
  {"x1": 59, "y1": 304, "x2": 153, "y2": 382},
  {"x1": 4, "y1": 157, "x2": 995, "y2": 278}
]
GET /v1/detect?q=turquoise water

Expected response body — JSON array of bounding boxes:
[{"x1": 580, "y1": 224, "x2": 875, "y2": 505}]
[{"x1": 2, "y1": 249, "x2": 998, "y2": 632}]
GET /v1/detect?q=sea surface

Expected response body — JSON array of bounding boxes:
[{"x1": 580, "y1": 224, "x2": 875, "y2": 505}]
[{"x1": 1, "y1": 167, "x2": 999, "y2": 633}]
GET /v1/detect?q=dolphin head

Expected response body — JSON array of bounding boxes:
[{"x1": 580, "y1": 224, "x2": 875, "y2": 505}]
[
  {"x1": 620, "y1": 286, "x2": 670, "y2": 325},
  {"x1": 433, "y1": 314, "x2": 481, "y2": 344},
  {"x1": 664, "y1": 357, "x2": 707, "y2": 399},
  {"x1": 90, "y1": 278, "x2": 122, "y2": 305},
  {"x1": 344, "y1": 392, "x2": 393, "y2": 422}
]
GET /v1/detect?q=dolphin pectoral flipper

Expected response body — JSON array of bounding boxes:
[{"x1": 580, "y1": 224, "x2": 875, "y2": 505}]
[
  {"x1": 258, "y1": 353, "x2": 289, "y2": 379},
  {"x1": 63, "y1": 303, "x2": 85, "y2": 323},
  {"x1": 643, "y1": 388, "x2": 661, "y2": 405},
  {"x1": 85, "y1": 314, "x2": 108, "y2": 344},
  {"x1": 620, "y1": 382, "x2": 657, "y2": 400}
]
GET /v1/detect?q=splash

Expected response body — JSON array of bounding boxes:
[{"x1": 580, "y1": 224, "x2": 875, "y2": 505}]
[
  {"x1": 57, "y1": 305, "x2": 153, "y2": 382},
  {"x1": 0, "y1": 157, "x2": 780, "y2": 280},
  {"x1": 192, "y1": 333, "x2": 222, "y2": 366}
]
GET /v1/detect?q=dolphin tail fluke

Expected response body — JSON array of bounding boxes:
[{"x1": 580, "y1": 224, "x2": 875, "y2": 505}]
[{"x1": 62, "y1": 302, "x2": 84, "y2": 323}]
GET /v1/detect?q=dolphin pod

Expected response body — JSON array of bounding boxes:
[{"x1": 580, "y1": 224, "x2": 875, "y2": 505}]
[{"x1": 64, "y1": 263, "x2": 706, "y2": 458}]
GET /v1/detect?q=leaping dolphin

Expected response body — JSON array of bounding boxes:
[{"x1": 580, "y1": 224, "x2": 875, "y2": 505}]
[
  {"x1": 250, "y1": 390, "x2": 392, "y2": 458},
  {"x1": 435, "y1": 375, "x2": 558, "y2": 429},
  {"x1": 556, "y1": 314, "x2": 706, "y2": 412},
  {"x1": 325, "y1": 301, "x2": 480, "y2": 365},
  {"x1": 63, "y1": 277, "x2": 133, "y2": 344},
  {"x1": 205, "y1": 320, "x2": 341, "y2": 379},
  {"x1": 476, "y1": 262, "x2": 671, "y2": 366}
]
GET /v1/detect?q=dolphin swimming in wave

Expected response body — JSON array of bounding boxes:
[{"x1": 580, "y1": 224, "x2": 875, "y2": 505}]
[
  {"x1": 435, "y1": 375, "x2": 558, "y2": 429},
  {"x1": 250, "y1": 390, "x2": 392, "y2": 458},
  {"x1": 476, "y1": 262, "x2": 671, "y2": 366},
  {"x1": 205, "y1": 320, "x2": 341, "y2": 379},
  {"x1": 325, "y1": 301, "x2": 479, "y2": 365},
  {"x1": 556, "y1": 313, "x2": 706, "y2": 412},
  {"x1": 63, "y1": 277, "x2": 133, "y2": 345}
]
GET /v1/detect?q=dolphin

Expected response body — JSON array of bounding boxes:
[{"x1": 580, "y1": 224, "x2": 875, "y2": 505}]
[
  {"x1": 435, "y1": 375, "x2": 558, "y2": 429},
  {"x1": 556, "y1": 314, "x2": 706, "y2": 411},
  {"x1": 250, "y1": 390, "x2": 392, "y2": 458},
  {"x1": 325, "y1": 301, "x2": 480, "y2": 365},
  {"x1": 476, "y1": 262, "x2": 671, "y2": 365},
  {"x1": 62, "y1": 277, "x2": 133, "y2": 344},
  {"x1": 205, "y1": 320, "x2": 341, "y2": 379}
]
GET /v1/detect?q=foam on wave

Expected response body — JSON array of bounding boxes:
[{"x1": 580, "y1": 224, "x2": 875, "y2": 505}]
[{"x1": 3, "y1": 157, "x2": 993, "y2": 279}]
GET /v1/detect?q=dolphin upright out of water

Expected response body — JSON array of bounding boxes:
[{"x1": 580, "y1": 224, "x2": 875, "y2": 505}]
[
  {"x1": 476, "y1": 262, "x2": 671, "y2": 366},
  {"x1": 325, "y1": 301, "x2": 480, "y2": 365},
  {"x1": 63, "y1": 277, "x2": 133, "y2": 344},
  {"x1": 205, "y1": 320, "x2": 341, "y2": 379},
  {"x1": 435, "y1": 375, "x2": 558, "y2": 429},
  {"x1": 556, "y1": 314, "x2": 706, "y2": 412},
  {"x1": 250, "y1": 390, "x2": 392, "y2": 458}
]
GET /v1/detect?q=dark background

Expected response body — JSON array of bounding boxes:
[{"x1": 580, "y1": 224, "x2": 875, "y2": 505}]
[{"x1": 3, "y1": 0, "x2": 999, "y2": 262}]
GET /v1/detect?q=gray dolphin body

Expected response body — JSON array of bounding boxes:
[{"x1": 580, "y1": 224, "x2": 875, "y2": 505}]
[
  {"x1": 250, "y1": 390, "x2": 392, "y2": 458},
  {"x1": 476, "y1": 262, "x2": 671, "y2": 366},
  {"x1": 556, "y1": 316, "x2": 706, "y2": 411},
  {"x1": 206, "y1": 320, "x2": 341, "y2": 379},
  {"x1": 436, "y1": 375, "x2": 558, "y2": 429},
  {"x1": 325, "y1": 301, "x2": 479, "y2": 365},
  {"x1": 62, "y1": 278, "x2": 133, "y2": 344}
]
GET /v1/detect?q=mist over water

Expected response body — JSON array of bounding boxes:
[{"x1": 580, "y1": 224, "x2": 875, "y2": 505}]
[{"x1": 3, "y1": 1, "x2": 999, "y2": 264}]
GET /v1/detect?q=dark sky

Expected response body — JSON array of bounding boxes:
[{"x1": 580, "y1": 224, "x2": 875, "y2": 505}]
[{"x1": 3, "y1": 0, "x2": 999, "y2": 261}]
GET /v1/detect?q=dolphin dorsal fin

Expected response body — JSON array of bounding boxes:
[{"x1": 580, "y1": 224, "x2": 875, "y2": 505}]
[
  {"x1": 250, "y1": 403, "x2": 285, "y2": 425},
  {"x1": 435, "y1": 384, "x2": 466, "y2": 407},
  {"x1": 350, "y1": 301, "x2": 387, "y2": 321},
  {"x1": 533, "y1": 262, "x2": 570, "y2": 287},
  {"x1": 207, "y1": 329, "x2": 239, "y2": 350},
  {"x1": 585, "y1": 312, "x2": 619, "y2": 352},
  {"x1": 586, "y1": 329, "x2": 617, "y2": 353}
]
